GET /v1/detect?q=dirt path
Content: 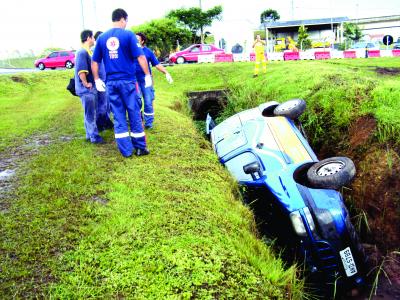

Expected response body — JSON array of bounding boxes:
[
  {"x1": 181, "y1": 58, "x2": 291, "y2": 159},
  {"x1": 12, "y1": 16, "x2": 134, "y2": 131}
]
[{"x1": 0, "y1": 133, "x2": 80, "y2": 213}]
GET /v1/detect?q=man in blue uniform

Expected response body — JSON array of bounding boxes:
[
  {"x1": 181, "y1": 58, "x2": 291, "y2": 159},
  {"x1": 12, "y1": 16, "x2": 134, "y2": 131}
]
[
  {"x1": 134, "y1": 32, "x2": 173, "y2": 129},
  {"x1": 74, "y1": 29, "x2": 103, "y2": 144},
  {"x1": 93, "y1": 31, "x2": 113, "y2": 132},
  {"x1": 92, "y1": 8, "x2": 152, "y2": 157}
]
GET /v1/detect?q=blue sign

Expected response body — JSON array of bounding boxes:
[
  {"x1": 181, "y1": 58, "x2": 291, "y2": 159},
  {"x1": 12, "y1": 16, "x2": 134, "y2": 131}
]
[{"x1": 383, "y1": 35, "x2": 393, "y2": 46}]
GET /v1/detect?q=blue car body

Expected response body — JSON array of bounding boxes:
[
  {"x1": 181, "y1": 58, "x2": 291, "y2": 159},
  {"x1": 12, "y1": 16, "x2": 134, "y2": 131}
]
[{"x1": 209, "y1": 102, "x2": 365, "y2": 291}]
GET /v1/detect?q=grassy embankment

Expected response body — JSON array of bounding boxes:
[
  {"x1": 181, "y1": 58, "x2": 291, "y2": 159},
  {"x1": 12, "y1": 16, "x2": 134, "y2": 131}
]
[
  {"x1": 1, "y1": 58, "x2": 399, "y2": 298},
  {"x1": 0, "y1": 68, "x2": 300, "y2": 299},
  {"x1": 0, "y1": 57, "x2": 37, "y2": 69}
]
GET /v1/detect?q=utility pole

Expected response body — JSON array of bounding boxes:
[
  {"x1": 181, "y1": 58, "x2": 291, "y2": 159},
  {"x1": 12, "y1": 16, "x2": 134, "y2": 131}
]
[
  {"x1": 199, "y1": 0, "x2": 204, "y2": 44},
  {"x1": 291, "y1": 0, "x2": 294, "y2": 20},
  {"x1": 92, "y1": 0, "x2": 97, "y2": 30},
  {"x1": 80, "y1": 0, "x2": 85, "y2": 29}
]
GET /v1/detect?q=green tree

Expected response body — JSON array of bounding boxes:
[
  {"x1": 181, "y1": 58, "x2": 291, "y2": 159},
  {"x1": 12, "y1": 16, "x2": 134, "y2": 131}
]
[
  {"x1": 166, "y1": 6, "x2": 223, "y2": 44},
  {"x1": 132, "y1": 18, "x2": 192, "y2": 60},
  {"x1": 260, "y1": 9, "x2": 280, "y2": 24},
  {"x1": 343, "y1": 22, "x2": 364, "y2": 44},
  {"x1": 297, "y1": 25, "x2": 312, "y2": 50}
]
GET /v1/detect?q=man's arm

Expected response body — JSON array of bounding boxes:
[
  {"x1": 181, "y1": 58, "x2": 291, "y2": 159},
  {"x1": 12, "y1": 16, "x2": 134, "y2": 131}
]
[
  {"x1": 79, "y1": 72, "x2": 92, "y2": 88},
  {"x1": 155, "y1": 64, "x2": 167, "y2": 74},
  {"x1": 91, "y1": 61, "x2": 100, "y2": 80},
  {"x1": 155, "y1": 64, "x2": 173, "y2": 84},
  {"x1": 137, "y1": 55, "x2": 150, "y2": 75},
  {"x1": 91, "y1": 60, "x2": 105, "y2": 91}
]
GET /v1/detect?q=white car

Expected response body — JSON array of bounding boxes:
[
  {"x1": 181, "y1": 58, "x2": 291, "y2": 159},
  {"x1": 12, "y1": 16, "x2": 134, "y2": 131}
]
[
  {"x1": 350, "y1": 41, "x2": 380, "y2": 50},
  {"x1": 350, "y1": 41, "x2": 380, "y2": 58}
]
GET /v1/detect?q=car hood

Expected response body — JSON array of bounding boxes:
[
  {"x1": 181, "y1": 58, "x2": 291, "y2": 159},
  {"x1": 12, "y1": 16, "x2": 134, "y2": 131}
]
[{"x1": 169, "y1": 50, "x2": 186, "y2": 58}]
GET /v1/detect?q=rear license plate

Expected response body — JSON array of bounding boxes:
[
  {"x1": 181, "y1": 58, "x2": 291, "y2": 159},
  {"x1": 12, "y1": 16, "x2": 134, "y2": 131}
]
[{"x1": 340, "y1": 247, "x2": 358, "y2": 277}]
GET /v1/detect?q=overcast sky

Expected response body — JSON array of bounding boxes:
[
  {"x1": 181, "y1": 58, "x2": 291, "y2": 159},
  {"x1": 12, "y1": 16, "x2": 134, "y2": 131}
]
[{"x1": 1, "y1": 0, "x2": 399, "y2": 56}]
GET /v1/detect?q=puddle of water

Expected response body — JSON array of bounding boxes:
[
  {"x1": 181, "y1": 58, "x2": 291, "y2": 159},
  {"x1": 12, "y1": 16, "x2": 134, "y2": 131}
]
[{"x1": 0, "y1": 169, "x2": 15, "y2": 180}]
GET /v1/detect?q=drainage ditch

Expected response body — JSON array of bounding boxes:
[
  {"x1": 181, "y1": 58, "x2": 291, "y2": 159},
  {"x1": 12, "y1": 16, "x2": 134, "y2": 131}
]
[{"x1": 188, "y1": 90, "x2": 400, "y2": 299}]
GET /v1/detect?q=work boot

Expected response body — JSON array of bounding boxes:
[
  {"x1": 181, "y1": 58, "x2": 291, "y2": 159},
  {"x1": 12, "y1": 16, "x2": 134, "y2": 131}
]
[
  {"x1": 136, "y1": 148, "x2": 150, "y2": 156},
  {"x1": 90, "y1": 136, "x2": 105, "y2": 144}
]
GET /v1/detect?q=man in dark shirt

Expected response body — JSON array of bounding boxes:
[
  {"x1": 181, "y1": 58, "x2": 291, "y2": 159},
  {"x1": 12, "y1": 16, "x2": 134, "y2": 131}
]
[
  {"x1": 74, "y1": 30, "x2": 103, "y2": 144},
  {"x1": 92, "y1": 8, "x2": 152, "y2": 157},
  {"x1": 134, "y1": 32, "x2": 173, "y2": 130},
  {"x1": 93, "y1": 31, "x2": 113, "y2": 132}
]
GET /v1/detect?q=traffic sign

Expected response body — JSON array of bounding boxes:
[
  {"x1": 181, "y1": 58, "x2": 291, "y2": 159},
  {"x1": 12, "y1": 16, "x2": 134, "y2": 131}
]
[{"x1": 383, "y1": 35, "x2": 393, "y2": 46}]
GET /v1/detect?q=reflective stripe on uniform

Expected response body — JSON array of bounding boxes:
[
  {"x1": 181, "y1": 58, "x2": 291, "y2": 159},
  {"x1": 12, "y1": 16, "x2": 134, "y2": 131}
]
[
  {"x1": 115, "y1": 132, "x2": 130, "y2": 138},
  {"x1": 143, "y1": 112, "x2": 154, "y2": 116},
  {"x1": 130, "y1": 132, "x2": 145, "y2": 138}
]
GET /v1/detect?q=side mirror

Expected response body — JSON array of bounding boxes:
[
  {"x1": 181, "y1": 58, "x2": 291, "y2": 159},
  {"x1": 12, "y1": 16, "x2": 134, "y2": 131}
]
[{"x1": 243, "y1": 161, "x2": 263, "y2": 180}]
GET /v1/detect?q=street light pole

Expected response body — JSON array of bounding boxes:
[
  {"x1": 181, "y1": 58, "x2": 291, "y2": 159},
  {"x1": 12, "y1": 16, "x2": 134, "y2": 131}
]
[{"x1": 80, "y1": 0, "x2": 85, "y2": 29}]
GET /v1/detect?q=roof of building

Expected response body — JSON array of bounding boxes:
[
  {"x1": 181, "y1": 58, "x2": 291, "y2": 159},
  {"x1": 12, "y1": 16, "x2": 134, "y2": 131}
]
[
  {"x1": 264, "y1": 17, "x2": 349, "y2": 29},
  {"x1": 348, "y1": 15, "x2": 400, "y2": 24}
]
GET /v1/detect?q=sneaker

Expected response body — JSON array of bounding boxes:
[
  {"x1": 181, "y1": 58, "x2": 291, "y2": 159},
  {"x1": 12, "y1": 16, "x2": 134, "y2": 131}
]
[
  {"x1": 135, "y1": 148, "x2": 150, "y2": 156},
  {"x1": 145, "y1": 125, "x2": 153, "y2": 130}
]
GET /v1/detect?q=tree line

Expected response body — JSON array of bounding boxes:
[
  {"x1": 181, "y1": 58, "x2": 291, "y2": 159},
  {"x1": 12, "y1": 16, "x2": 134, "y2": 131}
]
[{"x1": 132, "y1": 6, "x2": 364, "y2": 60}]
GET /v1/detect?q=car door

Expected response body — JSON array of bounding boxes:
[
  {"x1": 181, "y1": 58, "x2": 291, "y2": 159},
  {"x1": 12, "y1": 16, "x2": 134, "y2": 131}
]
[
  {"x1": 199, "y1": 45, "x2": 212, "y2": 58},
  {"x1": 59, "y1": 51, "x2": 71, "y2": 67},
  {"x1": 185, "y1": 45, "x2": 201, "y2": 62},
  {"x1": 46, "y1": 52, "x2": 59, "y2": 67}
]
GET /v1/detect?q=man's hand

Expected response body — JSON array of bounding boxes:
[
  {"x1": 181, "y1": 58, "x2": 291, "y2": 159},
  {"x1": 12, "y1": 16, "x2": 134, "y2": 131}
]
[
  {"x1": 144, "y1": 74, "x2": 153, "y2": 88},
  {"x1": 95, "y1": 79, "x2": 106, "y2": 92},
  {"x1": 165, "y1": 73, "x2": 173, "y2": 84}
]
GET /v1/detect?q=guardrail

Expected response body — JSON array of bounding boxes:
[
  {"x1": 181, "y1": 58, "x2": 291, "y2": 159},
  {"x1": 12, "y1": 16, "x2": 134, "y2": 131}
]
[{"x1": 195, "y1": 49, "x2": 400, "y2": 64}]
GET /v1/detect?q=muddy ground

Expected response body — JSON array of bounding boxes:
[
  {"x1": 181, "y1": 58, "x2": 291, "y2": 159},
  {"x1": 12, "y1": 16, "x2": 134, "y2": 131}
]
[{"x1": 317, "y1": 111, "x2": 400, "y2": 299}]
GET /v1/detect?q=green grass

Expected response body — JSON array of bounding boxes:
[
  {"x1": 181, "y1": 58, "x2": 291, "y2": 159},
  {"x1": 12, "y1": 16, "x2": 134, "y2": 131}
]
[
  {"x1": 0, "y1": 69, "x2": 301, "y2": 299},
  {"x1": 0, "y1": 56, "x2": 37, "y2": 69},
  {"x1": 1, "y1": 57, "x2": 399, "y2": 299}
]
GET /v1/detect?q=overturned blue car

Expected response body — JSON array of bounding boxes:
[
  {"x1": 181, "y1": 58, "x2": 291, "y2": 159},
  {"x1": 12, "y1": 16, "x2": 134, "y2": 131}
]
[{"x1": 206, "y1": 99, "x2": 365, "y2": 294}]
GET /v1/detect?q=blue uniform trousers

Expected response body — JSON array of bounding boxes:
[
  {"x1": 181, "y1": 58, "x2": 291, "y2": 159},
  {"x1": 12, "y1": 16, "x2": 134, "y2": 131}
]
[
  {"x1": 96, "y1": 91, "x2": 113, "y2": 131},
  {"x1": 80, "y1": 91, "x2": 101, "y2": 142},
  {"x1": 106, "y1": 80, "x2": 146, "y2": 157},
  {"x1": 137, "y1": 78, "x2": 155, "y2": 128}
]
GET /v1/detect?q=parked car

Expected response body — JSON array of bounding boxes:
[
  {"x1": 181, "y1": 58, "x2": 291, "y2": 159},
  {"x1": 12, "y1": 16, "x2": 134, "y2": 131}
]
[
  {"x1": 169, "y1": 44, "x2": 225, "y2": 64},
  {"x1": 206, "y1": 99, "x2": 365, "y2": 295},
  {"x1": 34, "y1": 50, "x2": 75, "y2": 70},
  {"x1": 393, "y1": 42, "x2": 400, "y2": 49},
  {"x1": 350, "y1": 41, "x2": 380, "y2": 50}
]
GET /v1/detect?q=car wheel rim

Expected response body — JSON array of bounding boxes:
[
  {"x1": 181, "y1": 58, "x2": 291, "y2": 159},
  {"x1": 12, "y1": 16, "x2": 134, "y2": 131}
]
[
  {"x1": 316, "y1": 161, "x2": 345, "y2": 176},
  {"x1": 277, "y1": 100, "x2": 299, "y2": 112}
]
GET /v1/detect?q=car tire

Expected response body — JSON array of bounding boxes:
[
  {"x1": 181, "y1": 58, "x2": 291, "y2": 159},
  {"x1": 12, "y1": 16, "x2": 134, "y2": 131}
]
[
  {"x1": 38, "y1": 63, "x2": 45, "y2": 70},
  {"x1": 176, "y1": 57, "x2": 185, "y2": 64},
  {"x1": 273, "y1": 98, "x2": 306, "y2": 119},
  {"x1": 65, "y1": 61, "x2": 74, "y2": 69},
  {"x1": 307, "y1": 157, "x2": 356, "y2": 189}
]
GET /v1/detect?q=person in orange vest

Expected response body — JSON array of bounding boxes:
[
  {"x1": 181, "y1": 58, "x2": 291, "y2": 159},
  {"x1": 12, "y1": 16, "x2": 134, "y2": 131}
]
[{"x1": 252, "y1": 34, "x2": 267, "y2": 77}]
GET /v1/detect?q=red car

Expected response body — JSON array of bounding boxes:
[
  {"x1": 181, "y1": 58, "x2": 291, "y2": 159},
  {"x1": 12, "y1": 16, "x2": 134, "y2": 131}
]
[
  {"x1": 169, "y1": 44, "x2": 225, "y2": 64},
  {"x1": 34, "y1": 50, "x2": 75, "y2": 70}
]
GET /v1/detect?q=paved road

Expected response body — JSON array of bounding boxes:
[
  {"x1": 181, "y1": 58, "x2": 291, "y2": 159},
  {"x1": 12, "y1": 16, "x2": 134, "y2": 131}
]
[{"x1": 0, "y1": 68, "x2": 39, "y2": 74}]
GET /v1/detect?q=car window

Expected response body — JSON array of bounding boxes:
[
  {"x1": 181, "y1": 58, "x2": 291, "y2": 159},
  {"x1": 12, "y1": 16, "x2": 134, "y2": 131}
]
[
  {"x1": 225, "y1": 152, "x2": 261, "y2": 182},
  {"x1": 60, "y1": 51, "x2": 70, "y2": 57},
  {"x1": 190, "y1": 46, "x2": 201, "y2": 53},
  {"x1": 202, "y1": 45, "x2": 211, "y2": 51},
  {"x1": 48, "y1": 52, "x2": 59, "y2": 58},
  {"x1": 367, "y1": 43, "x2": 375, "y2": 48}
]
